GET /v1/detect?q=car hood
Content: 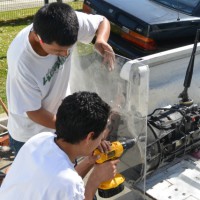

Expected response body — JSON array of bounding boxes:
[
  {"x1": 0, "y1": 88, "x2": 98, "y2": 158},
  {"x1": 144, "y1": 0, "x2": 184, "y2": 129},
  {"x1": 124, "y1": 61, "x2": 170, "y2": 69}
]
[{"x1": 104, "y1": 0, "x2": 200, "y2": 24}]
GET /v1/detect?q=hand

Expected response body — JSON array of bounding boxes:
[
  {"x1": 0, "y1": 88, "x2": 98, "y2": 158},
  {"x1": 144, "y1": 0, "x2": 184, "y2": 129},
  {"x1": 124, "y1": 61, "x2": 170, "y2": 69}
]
[
  {"x1": 90, "y1": 159, "x2": 120, "y2": 184},
  {"x1": 84, "y1": 153, "x2": 101, "y2": 165},
  {"x1": 97, "y1": 140, "x2": 111, "y2": 153},
  {"x1": 84, "y1": 140, "x2": 112, "y2": 166},
  {"x1": 94, "y1": 41, "x2": 115, "y2": 71},
  {"x1": 84, "y1": 159, "x2": 120, "y2": 199}
]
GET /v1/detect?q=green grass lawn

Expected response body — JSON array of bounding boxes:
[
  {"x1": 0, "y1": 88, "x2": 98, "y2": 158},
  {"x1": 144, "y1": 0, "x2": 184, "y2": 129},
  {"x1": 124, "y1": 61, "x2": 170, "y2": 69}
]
[{"x1": 0, "y1": 1, "x2": 84, "y2": 114}]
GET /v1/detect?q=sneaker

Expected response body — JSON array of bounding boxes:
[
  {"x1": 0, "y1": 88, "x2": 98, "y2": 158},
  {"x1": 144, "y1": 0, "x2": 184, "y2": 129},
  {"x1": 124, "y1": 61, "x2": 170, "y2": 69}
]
[{"x1": 191, "y1": 150, "x2": 200, "y2": 159}]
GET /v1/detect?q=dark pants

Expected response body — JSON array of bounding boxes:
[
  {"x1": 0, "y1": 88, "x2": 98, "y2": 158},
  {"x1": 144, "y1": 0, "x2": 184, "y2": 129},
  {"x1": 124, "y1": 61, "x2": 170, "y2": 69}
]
[{"x1": 9, "y1": 134, "x2": 25, "y2": 156}]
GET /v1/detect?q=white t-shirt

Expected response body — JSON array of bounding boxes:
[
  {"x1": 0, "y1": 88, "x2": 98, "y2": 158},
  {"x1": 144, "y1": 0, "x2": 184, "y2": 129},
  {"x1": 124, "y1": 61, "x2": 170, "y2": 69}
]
[
  {"x1": 6, "y1": 12, "x2": 104, "y2": 142},
  {"x1": 0, "y1": 132, "x2": 85, "y2": 200}
]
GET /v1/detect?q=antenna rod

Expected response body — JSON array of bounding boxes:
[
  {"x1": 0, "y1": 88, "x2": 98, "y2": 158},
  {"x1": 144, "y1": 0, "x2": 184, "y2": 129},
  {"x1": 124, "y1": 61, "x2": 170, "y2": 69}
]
[
  {"x1": 176, "y1": 0, "x2": 180, "y2": 21},
  {"x1": 178, "y1": 29, "x2": 200, "y2": 103}
]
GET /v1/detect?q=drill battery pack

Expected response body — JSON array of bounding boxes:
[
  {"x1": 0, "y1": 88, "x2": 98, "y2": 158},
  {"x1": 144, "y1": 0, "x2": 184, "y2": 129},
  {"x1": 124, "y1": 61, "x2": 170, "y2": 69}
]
[{"x1": 98, "y1": 173, "x2": 125, "y2": 198}]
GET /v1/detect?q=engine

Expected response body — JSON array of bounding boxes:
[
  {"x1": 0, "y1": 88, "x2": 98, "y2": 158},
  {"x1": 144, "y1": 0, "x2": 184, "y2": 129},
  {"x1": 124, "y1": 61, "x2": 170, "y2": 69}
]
[{"x1": 146, "y1": 103, "x2": 200, "y2": 174}]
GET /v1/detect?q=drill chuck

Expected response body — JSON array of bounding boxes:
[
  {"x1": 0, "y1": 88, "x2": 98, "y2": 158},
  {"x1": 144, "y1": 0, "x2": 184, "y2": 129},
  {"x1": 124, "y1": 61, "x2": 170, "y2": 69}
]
[{"x1": 121, "y1": 138, "x2": 136, "y2": 150}]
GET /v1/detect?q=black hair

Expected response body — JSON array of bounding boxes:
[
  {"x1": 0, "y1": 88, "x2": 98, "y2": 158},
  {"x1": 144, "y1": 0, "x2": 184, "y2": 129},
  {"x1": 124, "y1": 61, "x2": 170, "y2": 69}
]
[
  {"x1": 56, "y1": 91, "x2": 111, "y2": 144},
  {"x1": 33, "y1": 2, "x2": 79, "y2": 46}
]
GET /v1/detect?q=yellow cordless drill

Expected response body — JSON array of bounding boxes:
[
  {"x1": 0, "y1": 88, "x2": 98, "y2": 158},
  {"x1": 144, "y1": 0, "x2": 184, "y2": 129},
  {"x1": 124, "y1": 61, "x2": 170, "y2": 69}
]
[{"x1": 93, "y1": 138, "x2": 136, "y2": 198}]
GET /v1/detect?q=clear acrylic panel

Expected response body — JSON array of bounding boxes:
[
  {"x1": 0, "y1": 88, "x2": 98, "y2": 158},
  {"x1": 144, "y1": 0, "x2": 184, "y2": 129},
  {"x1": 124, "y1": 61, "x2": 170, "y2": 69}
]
[{"x1": 70, "y1": 44, "x2": 149, "y2": 200}]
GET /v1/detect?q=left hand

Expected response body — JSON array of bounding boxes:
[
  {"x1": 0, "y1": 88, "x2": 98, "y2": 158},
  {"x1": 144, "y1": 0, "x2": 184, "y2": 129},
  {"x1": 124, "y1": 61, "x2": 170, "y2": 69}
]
[
  {"x1": 97, "y1": 140, "x2": 111, "y2": 153},
  {"x1": 83, "y1": 140, "x2": 111, "y2": 166},
  {"x1": 94, "y1": 41, "x2": 115, "y2": 71}
]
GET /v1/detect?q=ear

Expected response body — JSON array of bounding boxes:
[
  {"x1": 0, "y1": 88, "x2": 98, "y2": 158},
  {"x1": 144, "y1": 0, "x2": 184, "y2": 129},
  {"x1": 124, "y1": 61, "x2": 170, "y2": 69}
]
[
  {"x1": 85, "y1": 132, "x2": 94, "y2": 145},
  {"x1": 32, "y1": 31, "x2": 42, "y2": 44},
  {"x1": 31, "y1": 32, "x2": 38, "y2": 41}
]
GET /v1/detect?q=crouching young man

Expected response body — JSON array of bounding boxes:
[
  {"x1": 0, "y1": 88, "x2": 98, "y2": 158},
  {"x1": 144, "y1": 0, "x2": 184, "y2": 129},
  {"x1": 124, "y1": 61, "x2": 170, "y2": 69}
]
[{"x1": 0, "y1": 91, "x2": 119, "y2": 200}]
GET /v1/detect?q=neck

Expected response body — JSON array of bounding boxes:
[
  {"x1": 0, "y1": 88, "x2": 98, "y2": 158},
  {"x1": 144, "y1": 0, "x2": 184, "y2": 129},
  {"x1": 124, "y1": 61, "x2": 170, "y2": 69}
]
[
  {"x1": 29, "y1": 31, "x2": 48, "y2": 56},
  {"x1": 55, "y1": 138, "x2": 80, "y2": 163}
]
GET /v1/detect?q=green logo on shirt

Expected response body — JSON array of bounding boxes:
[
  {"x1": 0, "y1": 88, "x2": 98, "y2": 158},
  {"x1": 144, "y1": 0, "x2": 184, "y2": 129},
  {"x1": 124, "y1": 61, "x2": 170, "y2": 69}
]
[{"x1": 43, "y1": 56, "x2": 67, "y2": 85}]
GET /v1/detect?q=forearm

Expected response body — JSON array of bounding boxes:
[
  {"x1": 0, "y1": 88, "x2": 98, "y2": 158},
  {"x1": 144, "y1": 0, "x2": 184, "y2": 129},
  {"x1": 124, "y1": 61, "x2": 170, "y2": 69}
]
[
  {"x1": 84, "y1": 159, "x2": 120, "y2": 200},
  {"x1": 75, "y1": 157, "x2": 95, "y2": 179},
  {"x1": 96, "y1": 17, "x2": 110, "y2": 42},
  {"x1": 27, "y1": 108, "x2": 56, "y2": 129},
  {"x1": 84, "y1": 172, "x2": 99, "y2": 200}
]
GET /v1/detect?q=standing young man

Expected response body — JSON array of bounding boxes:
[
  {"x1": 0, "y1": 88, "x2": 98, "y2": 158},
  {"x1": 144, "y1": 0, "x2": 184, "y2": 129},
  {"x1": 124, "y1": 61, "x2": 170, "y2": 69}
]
[
  {"x1": 0, "y1": 91, "x2": 119, "y2": 200},
  {"x1": 6, "y1": 2, "x2": 114, "y2": 154}
]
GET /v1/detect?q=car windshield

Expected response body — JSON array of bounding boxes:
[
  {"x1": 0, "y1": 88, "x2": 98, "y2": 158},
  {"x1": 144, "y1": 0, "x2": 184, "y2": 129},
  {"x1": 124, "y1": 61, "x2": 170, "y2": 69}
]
[{"x1": 152, "y1": 0, "x2": 200, "y2": 15}]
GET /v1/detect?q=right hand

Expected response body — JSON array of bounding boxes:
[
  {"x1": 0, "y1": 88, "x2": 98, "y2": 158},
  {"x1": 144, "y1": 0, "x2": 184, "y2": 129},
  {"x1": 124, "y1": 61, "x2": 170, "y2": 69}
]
[
  {"x1": 94, "y1": 41, "x2": 115, "y2": 71},
  {"x1": 90, "y1": 159, "x2": 120, "y2": 184}
]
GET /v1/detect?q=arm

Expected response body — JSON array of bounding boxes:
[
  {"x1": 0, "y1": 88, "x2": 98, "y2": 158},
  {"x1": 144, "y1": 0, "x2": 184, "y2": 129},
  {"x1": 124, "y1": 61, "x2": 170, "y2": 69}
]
[
  {"x1": 95, "y1": 17, "x2": 111, "y2": 52},
  {"x1": 84, "y1": 160, "x2": 120, "y2": 200},
  {"x1": 75, "y1": 156, "x2": 96, "y2": 179},
  {"x1": 27, "y1": 108, "x2": 56, "y2": 129}
]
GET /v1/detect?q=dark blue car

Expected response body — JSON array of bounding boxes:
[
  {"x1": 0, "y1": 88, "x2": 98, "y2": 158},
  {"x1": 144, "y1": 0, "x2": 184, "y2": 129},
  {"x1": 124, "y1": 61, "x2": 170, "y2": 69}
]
[{"x1": 83, "y1": 0, "x2": 200, "y2": 58}]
